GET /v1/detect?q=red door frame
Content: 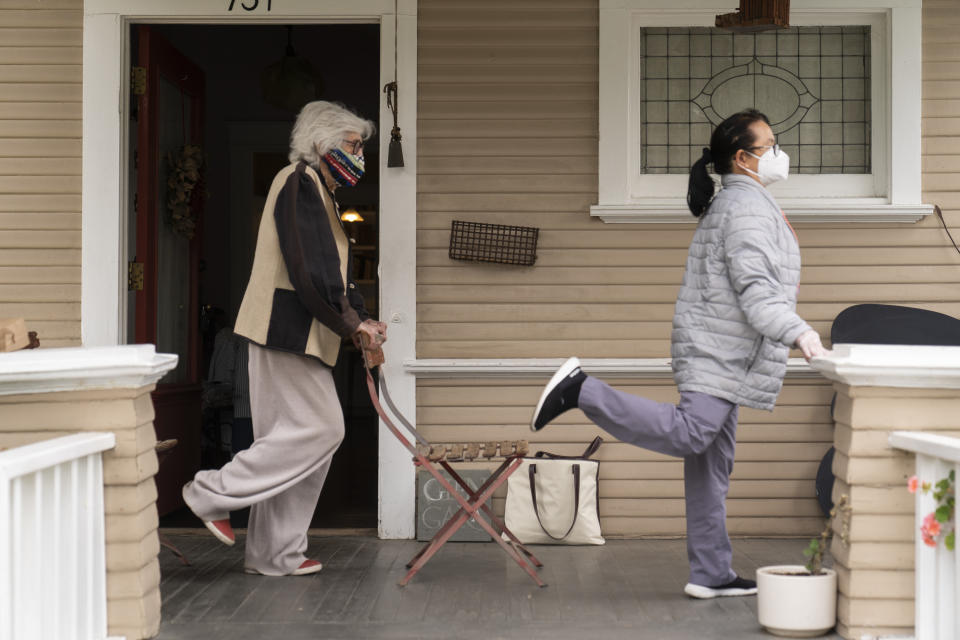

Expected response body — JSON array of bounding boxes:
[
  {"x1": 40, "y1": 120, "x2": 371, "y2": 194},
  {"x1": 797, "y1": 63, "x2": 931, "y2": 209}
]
[
  {"x1": 135, "y1": 25, "x2": 206, "y2": 515},
  {"x1": 135, "y1": 25, "x2": 204, "y2": 381}
]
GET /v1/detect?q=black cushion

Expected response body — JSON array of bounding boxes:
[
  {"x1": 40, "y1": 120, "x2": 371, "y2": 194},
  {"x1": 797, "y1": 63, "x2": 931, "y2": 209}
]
[{"x1": 831, "y1": 303, "x2": 960, "y2": 346}]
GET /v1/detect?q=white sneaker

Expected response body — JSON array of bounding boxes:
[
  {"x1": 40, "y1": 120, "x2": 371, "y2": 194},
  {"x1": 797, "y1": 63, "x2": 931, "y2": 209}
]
[
  {"x1": 683, "y1": 576, "x2": 757, "y2": 599},
  {"x1": 530, "y1": 357, "x2": 585, "y2": 432}
]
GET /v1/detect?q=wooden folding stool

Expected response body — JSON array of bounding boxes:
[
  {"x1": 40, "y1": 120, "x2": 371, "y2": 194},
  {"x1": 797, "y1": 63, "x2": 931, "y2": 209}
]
[{"x1": 360, "y1": 339, "x2": 546, "y2": 587}]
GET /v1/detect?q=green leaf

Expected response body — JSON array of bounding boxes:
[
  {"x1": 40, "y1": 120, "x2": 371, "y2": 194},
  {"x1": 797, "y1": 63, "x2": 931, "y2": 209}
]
[
  {"x1": 936, "y1": 505, "x2": 951, "y2": 523},
  {"x1": 947, "y1": 531, "x2": 956, "y2": 551}
]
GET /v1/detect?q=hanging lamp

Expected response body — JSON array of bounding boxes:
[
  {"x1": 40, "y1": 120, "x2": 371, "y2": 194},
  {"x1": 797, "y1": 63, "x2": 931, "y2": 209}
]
[
  {"x1": 340, "y1": 208, "x2": 364, "y2": 223},
  {"x1": 261, "y1": 26, "x2": 323, "y2": 112}
]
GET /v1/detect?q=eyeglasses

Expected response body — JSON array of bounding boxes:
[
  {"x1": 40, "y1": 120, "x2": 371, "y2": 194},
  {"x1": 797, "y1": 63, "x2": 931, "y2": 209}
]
[
  {"x1": 341, "y1": 138, "x2": 365, "y2": 155},
  {"x1": 747, "y1": 143, "x2": 782, "y2": 157}
]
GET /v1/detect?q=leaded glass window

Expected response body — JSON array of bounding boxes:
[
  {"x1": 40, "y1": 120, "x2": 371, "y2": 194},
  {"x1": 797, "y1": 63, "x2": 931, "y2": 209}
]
[{"x1": 640, "y1": 26, "x2": 871, "y2": 175}]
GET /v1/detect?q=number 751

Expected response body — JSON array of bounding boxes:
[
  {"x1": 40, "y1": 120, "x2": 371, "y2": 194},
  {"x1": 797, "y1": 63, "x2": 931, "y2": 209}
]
[{"x1": 228, "y1": 0, "x2": 272, "y2": 10}]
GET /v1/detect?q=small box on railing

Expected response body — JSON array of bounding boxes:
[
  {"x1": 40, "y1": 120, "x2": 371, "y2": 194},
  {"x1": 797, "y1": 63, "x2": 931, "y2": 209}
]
[{"x1": 0, "y1": 318, "x2": 28, "y2": 352}]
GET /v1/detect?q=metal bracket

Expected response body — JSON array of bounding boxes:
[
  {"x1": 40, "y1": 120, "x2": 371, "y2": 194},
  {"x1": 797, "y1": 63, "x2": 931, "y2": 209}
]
[
  {"x1": 128, "y1": 262, "x2": 144, "y2": 291},
  {"x1": 131, "y1": 66, "x2": 147, "y2": 96}
]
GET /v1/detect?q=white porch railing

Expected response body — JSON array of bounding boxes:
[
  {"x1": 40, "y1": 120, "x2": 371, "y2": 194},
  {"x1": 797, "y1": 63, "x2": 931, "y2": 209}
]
[
  {"x1": 0, "y1": 432, "x2": 118, "y2": 640},
  {"x1": 889, "y1": 430, "x2": 960, "y2": 640}
]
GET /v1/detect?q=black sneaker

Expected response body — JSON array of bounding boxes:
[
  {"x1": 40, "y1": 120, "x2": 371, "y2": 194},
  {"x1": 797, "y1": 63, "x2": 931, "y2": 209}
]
[
  {"x1": 530, "y1": 357, "x2": 586, "y2": 432},
  {"x1": 683, "y1": 576, "x2": 757, "y2": 599}
]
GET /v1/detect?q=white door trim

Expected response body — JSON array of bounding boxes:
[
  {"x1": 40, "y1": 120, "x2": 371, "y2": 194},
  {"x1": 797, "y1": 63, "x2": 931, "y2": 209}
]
[{"x1": 82, "y1": 0, "x2": 418, "y2": 539}]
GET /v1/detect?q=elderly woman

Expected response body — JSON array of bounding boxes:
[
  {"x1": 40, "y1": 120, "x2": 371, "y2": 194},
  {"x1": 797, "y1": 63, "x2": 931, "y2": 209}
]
[
  {"x1": 531, "y1": 109, "x2": 828, "y2": 599},
  {"x1": 183, "y1": 101, "x2": 386, "y2": 576}
]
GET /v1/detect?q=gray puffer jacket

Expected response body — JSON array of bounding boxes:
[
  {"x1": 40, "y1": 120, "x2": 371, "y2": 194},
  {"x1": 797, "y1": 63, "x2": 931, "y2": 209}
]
[{"x1": 671, "y1": 174, "x2": 811, "y2": 411}]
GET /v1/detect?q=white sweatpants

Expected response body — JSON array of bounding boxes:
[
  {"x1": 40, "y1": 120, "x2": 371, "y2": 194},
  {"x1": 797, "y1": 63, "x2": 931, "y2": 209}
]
[{"x1": 183, "y1": 343, "x2": 345, "y2": 575}]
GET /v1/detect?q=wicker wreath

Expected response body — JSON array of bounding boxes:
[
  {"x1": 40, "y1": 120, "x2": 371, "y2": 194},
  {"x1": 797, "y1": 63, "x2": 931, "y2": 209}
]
[{"x1": 165, "y1": 144, "x2": 204, "y2": 239}]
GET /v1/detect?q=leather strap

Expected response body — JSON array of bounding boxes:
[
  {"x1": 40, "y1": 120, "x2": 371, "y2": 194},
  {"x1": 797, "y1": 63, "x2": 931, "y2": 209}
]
[
  {"x1": 581, "y1": 435, "x2": 603, "y2": 459},
  {"x1": 528, "y1": 463, "x2": 581, "y2": 541},
  {"x1": 534, "y1": 436, "x2": 603, "y2": 460}
]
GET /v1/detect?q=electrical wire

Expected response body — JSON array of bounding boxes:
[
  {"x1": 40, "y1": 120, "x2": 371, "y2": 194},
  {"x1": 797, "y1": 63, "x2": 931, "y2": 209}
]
[{"x1": 935, "y1": 205, "x2": 960, "y2": 257}]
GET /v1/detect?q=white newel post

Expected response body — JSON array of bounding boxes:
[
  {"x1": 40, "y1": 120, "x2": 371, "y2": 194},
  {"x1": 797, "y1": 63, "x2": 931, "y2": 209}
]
[
  {"x1": 0, "y1": 346, "x2": 177, "y2": 640},
  {"x1": 888, "y1": 431, "x2": 960, "y2": 640},
  {"x1": 0, "y1": 432, "x2": 116, "y2": 640},
  {"x1": 811, "y1": 344, "x2": 960, "y2": 640}
]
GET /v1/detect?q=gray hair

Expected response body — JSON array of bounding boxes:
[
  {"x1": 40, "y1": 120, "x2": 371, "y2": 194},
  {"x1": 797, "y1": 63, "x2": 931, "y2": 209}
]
[{"x1": 288, "y1": 101, "x2": 376, "y2": 167}]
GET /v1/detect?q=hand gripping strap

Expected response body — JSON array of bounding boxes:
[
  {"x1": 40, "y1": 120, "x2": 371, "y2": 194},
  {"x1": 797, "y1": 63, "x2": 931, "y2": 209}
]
[{"x1": 528, "y1": 463, "x2": 581, "y2": 541}]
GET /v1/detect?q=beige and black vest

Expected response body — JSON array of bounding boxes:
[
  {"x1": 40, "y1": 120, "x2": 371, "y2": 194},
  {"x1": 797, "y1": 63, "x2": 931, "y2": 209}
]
[{"x1": 234, "y1": 163, "x2": 354, "y2": 367}]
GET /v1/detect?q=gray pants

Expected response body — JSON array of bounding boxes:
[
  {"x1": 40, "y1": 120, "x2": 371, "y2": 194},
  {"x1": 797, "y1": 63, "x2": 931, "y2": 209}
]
[
  {"x1": 183, "y1": 343, "x2": 345, "y2": 575},
  {"x1": 579, "y1": 377, "x2": 738, "y2": 587}
]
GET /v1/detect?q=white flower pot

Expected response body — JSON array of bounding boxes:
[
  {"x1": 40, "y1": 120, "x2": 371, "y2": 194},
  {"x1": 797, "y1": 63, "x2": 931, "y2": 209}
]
[{"x1": 757, "y1": 565, "x2": 837, "y2": 638}]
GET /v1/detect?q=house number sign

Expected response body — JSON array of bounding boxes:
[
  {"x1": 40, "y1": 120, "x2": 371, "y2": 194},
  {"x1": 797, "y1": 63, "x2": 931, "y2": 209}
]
[{"x1": 227, "y1": 0, "x2": 271, "y2": 11}]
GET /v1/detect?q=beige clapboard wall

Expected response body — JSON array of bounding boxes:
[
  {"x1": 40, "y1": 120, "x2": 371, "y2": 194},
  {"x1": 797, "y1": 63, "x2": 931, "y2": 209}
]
[
  {"x1": 416, "y1": 0, "x2": 960, "y2": 536},
  {"x1": 0, "y1": 0, "x2": 81, "y2": 347}
]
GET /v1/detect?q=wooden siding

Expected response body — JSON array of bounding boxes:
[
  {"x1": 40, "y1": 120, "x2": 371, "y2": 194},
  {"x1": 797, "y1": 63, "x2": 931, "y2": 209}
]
[
  {"x1": 416, "y1": 0, "x2": 960, "y2": 536},
  {"x1": 417, "y1": 0, "x2": 603, "y2": 359},
  {"x1": 0, "y1": 0, "x2": 81, "y2": 347}
]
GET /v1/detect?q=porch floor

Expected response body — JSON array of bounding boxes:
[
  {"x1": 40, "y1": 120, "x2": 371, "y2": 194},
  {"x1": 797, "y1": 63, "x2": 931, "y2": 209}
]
[{"x1": 157, "y1": 532, "x2": 842, "y2": 640}]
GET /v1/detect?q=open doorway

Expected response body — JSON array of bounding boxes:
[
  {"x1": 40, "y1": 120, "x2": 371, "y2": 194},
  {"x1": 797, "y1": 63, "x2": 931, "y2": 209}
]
[{"x1": 127, "y1": 23, "x2": 381, "y2": 530}]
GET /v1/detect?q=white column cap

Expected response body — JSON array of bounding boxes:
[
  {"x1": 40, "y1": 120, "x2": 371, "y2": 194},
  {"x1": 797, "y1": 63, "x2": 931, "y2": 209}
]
[
  {"x1": 0, "y1": 345, "x2": 178, "y2": 396},
  {"x1": 811, "y1": 343, "x2": 960, "y2": 389}
]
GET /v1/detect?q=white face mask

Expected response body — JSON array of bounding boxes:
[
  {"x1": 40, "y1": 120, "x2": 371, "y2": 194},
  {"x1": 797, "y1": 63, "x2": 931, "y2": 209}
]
[{"x1": 740, "y1": 146, "x2": 790, "y2": 186}]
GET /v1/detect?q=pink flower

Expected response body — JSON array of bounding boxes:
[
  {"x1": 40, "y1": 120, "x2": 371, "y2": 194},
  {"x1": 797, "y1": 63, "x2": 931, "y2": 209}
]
[
  {"x1": 923, "y1": 533, "x2": 937, "y2": 547},
  {"x1": 922, "y1": 513, "x2": 942, "y2": 537},
  {"x1": 908, "y1": 476, "x2": 920, "y2": 493}
]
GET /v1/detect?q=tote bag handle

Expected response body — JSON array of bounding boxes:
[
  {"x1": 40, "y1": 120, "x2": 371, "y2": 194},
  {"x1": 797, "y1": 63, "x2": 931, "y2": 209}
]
[
  {"x1": 528, "y1": 463, "x2": 581, "y2": 541},
  {"x1": 534, "y1": 436, "x2": 602, "y2": 461}
]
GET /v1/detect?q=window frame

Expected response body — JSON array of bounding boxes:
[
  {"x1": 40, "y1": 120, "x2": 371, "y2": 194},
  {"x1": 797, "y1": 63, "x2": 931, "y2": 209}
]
[{"x1": 593, "y1": 0, "x2": 930, "y2": 223}]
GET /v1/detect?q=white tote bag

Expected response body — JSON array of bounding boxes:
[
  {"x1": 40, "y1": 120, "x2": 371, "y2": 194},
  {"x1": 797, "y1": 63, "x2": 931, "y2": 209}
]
[{"x1": 503, "y1": 437, "x2": 604, "y2": 545}]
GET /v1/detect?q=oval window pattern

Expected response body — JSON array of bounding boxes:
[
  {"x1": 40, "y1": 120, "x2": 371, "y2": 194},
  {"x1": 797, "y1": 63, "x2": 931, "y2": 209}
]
[{"x1": 691, "y1": 59, "x2": 819, "y2": 135}]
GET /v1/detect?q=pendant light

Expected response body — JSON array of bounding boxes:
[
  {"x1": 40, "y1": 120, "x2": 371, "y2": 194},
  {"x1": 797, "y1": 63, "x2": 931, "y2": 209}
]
[
  {"x1": 340, "y1": 208, "x2": 364, "y2": 223},
  {"x1": 261, "y1": 26, "x2": 323, "y2": 112}
]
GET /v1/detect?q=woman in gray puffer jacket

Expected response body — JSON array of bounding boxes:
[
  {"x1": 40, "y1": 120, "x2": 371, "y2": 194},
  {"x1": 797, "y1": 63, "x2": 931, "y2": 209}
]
[{"x1": 530, "y1": 109, "x2": 828, "y2": 600}]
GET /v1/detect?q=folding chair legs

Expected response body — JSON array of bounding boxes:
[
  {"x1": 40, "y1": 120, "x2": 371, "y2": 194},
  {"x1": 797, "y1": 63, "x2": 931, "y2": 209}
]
[
  {"x1": 405, "y1": 458, "x2": 518, "y2": 568},
  {"x1": 404, "y1": 458, "x2": 542, "y2": 571},
  {"x1": 438, "y1": 459, "x2": 543, "y2": 568},
  {"x1": 359, "y1": 359, "x2": 546, "y2": 588},
  {"x1": 159, "y1": 532, "x2": 191, "y2": 566},
  {"x1": 400, "y1": 457, "x2": 546, "y2": 588}
]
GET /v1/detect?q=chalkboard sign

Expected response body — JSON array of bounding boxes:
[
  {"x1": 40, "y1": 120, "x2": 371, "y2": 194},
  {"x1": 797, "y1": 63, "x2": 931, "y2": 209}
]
[{"x1": 416, "y1": 469, "x2": 492, "y2": 542}]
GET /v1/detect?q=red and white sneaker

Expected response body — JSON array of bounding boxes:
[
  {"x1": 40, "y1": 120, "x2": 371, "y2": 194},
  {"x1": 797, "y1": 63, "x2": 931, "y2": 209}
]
[
  {"x1": 203, "y1": 519, "x2": 236, "y2": 546},
  {"x1": 291, "y1": 559, "x2": 323, "y2": 575},
  {"x1": 182, "y1": 483, "x2": 235, "y2": 546}
]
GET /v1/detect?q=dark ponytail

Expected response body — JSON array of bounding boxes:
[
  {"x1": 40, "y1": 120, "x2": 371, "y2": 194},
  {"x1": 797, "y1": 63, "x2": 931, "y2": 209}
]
[
  {"x1": 687, "y1": 147, "x2": 714, "y2": 217},
  {"x1": 685, "y1": 108, "x2": 771, "y2": 217}
]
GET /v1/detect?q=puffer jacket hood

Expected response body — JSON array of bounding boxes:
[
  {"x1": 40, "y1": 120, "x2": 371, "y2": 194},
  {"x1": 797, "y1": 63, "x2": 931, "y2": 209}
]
[{"x1": 671, "y1": 174, "x2": 811, "y2": 411}]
